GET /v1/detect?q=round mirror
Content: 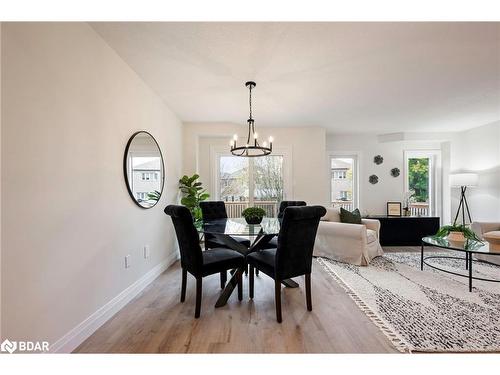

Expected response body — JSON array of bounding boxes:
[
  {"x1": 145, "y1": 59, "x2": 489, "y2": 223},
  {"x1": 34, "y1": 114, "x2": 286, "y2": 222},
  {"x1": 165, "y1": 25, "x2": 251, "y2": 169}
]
[{"x1": 123, "y1": 131, "x2": 165, "y2": 208}]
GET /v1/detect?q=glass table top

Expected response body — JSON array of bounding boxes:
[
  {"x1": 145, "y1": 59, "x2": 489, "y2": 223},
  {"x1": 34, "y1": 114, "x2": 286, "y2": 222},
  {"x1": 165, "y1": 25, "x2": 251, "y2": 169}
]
[
  {"x1": 422, "y1": 235, "x2": 499, "y2": 255},
  {"x1": 197, "y1": 218, "x2": 281, "y2": 236}
]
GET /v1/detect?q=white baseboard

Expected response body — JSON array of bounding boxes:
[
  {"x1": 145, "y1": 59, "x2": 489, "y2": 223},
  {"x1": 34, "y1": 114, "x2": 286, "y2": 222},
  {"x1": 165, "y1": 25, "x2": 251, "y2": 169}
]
[{"x1": 50, "y1": 251, "x2": 179, "y2": 353}]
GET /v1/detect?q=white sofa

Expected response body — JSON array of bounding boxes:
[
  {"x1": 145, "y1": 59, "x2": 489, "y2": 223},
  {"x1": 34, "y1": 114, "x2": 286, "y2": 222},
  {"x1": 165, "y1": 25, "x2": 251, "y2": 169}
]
[
  {"x1": 471, "y1": 221, "x2": 500, "y2": 266},
  {"x1": 313, "y1": 207, "x2": 384, "y2": 266}
]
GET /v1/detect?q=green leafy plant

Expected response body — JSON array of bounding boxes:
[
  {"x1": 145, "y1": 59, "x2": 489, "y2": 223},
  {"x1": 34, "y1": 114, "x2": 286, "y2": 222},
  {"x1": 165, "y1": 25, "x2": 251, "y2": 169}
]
[
  {"x1": 408, "y1": 158, "x2": 429, "y2": 202},
  {"x1": 435, "y1": 224, "x2": 482, "y2": 242},
  {"x1": 241, "y1": 207, "x2": 266, "y2": 223},
  {"x1": 147, "y1": 190, "x2": 161, "y2": 201},
  {"x1": 178, "y1": 174, "x2": 209, "y2": 221}
]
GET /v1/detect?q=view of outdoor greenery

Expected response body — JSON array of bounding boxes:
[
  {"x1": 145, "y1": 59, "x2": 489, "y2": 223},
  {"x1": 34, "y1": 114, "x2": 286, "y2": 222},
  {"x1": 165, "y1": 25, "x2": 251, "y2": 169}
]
[
  {"x1": 253, "y1": 156, "x2": 284, "y2": 201},
  {"x1": 408, "y1": 157, "x2": 429, "y2": 202},
  {"x1": 219, "y1": 155, "x2": 283, "y2": 202}
]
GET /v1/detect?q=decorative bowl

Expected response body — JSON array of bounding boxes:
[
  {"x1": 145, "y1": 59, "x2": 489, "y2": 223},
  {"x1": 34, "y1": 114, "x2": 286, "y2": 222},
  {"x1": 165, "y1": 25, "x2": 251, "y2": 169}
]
[{"x1": 245, "y1": 216, "x2": 263, "y2": 225}]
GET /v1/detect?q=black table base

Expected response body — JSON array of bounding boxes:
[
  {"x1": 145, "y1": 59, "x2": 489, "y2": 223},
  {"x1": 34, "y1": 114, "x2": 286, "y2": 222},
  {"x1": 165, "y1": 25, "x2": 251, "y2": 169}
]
[
  {"x1": 213, "y1": 233, "x2": 298, "y2": 308},
  {"x1": 421, "y1": 242, "x2": 500, "y2": 292}
]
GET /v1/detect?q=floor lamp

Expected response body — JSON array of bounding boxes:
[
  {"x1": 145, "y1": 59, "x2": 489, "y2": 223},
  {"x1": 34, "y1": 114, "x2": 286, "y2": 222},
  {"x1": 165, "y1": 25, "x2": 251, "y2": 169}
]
[{"x1": 450, "y1": 173, "x2": 479, "y2": 226}]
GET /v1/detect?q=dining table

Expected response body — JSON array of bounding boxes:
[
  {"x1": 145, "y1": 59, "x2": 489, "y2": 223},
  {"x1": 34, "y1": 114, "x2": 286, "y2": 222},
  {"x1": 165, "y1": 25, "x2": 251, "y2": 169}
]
[{"x1": 197, "y1": 217, "x2": 299, "y2": 307}]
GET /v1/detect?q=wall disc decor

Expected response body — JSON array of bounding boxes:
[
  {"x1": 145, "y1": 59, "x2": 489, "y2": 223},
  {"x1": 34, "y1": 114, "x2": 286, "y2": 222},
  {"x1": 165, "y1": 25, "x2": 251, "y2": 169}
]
[
  {"x1": 374, "y1": 155, "x2": 384, "y2": 165},
  {"x1": 369, "y1": 175, "x2": 379, "y2": 184},
  {"x1": 391, "y1": 167, "x2": 400, "y2": 177}
]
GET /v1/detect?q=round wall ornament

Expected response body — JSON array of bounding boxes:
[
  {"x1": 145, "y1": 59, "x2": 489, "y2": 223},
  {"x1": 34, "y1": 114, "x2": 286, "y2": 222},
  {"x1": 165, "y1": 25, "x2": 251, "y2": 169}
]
[
  {"x1": 369, "y1": 175, "x2": 379, "y2": 184},
  {"x1": 391, "y1": 167, "x2": 400, "y2": 177},
  {"x1": 373, "y1": 155, "x2": 384, "y2": 165}
]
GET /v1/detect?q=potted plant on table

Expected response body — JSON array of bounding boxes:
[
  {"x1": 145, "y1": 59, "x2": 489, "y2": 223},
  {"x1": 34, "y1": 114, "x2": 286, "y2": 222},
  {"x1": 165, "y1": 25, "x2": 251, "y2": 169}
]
[
  {"x1": 435, "y1": 224, "x2": 482, "y2": 245},
  {"x1": 242, "y1": 207, "x2": 266, "y2": 225}
]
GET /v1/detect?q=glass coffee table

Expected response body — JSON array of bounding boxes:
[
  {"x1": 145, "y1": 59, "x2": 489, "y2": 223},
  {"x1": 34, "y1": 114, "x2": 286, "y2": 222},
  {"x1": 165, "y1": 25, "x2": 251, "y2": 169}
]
[{"x1": 421, "y1": 236, "x2": 500, "y2": 292}]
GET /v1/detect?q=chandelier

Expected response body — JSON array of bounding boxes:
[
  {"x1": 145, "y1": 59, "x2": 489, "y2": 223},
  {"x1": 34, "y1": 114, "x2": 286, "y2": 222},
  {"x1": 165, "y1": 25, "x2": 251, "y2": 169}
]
[{"x1": 230, "y1": 81, "x2": 273, "y2": 157}]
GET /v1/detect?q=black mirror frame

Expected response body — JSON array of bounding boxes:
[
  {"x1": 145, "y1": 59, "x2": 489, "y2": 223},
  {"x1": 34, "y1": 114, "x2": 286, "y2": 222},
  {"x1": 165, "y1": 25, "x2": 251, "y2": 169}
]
[{"x1": 123, "y1": 131, "x2": 165, "y2": 209}]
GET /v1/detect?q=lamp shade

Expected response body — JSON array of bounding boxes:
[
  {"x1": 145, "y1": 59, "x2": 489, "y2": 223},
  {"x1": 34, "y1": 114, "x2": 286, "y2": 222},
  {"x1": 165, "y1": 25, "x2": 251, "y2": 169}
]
[{"x1": 450, "y1": 173, "x2": 479, "y2": 187}]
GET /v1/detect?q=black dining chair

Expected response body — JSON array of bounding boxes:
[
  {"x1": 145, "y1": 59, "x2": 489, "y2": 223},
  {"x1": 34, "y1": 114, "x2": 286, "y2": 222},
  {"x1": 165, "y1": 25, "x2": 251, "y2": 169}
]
[
  {"x1": 247, "y1": 205, "x2": 326, "y2": 323},
  {"x1": 277, "y1": 200, "x2": 307, "y2": 218},
  {"x1": 258, "y1": 200, "x2": 307, "y2": 249},
  {"x1": 164, "y1": 205, "x2": 245, "y2": 318},
  {"x1": 200, "y1": 201, "x2": 251, "y2": 287}
]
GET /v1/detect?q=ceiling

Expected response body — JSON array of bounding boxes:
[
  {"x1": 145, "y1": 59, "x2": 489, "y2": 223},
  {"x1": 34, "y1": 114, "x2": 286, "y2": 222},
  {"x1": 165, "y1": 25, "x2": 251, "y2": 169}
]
[{"x1": 91, "y1": 22, "x2": 500, "y2": 134}]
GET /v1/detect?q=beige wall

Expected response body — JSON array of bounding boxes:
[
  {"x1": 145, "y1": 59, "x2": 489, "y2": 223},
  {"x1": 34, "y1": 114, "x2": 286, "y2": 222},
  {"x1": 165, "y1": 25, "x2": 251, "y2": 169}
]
[
  {"x1": 326, "y1": 134, "x2": 450, "y2": 221},
  {"x1": 0, "y1": 22, "x2": 2, "y2": 340},
  {"x1": 450, "y1": 121, "x2": 500, "y2": 222},
  {"x1": 1, "y1": 23, "x2": 182, "y2": 348},
  {"x1": 183, "y1": 122, "x2": 329, "y2": 206}
]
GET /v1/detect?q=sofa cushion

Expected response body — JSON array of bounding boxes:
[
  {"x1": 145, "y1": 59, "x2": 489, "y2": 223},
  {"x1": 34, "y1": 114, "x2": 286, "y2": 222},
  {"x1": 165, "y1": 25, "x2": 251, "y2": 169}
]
[
  {"x1": 340, "y1": 208, "x2": 362, "y2": 224},
  {"x1": 321, "y1": 207, "x2": 341, "y2": 222},
  {"x1": 483, "y1": 231, "x2": 500, "y2": 252},
  {"x1": 483, "y1": 231, "x2": 500, "y2": 239},
  {"x1": 366, "y1": 229, "x2": 377, "y2": 244}
]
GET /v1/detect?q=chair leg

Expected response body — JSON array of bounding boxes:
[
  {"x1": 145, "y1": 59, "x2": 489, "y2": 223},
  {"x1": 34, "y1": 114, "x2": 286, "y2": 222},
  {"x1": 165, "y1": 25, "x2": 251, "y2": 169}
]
[
  {"x1": 220, "y1": 271, "x2": 227, "y2": 289},
  {"x1": 180, "y1": 268, "x2": 187, "y2": 303},
  {"x1": 237, "y1": 269, "x2": 243, "y2": 301},
  {"x1": 275, "y1": 279, "x2": 282, "y2": 323},
  {"x1": 305, "y1": 273, "x2": 312, "y2": 311},
  {"x1": 195, "y1": 277, "x2": 202, "y2": 318},
  {"x1": 249, "y1": 265, "x2": 255, "y2": 299},
  {"x1": 245, "y1": 264, "x2": 248, "y2": 276}
]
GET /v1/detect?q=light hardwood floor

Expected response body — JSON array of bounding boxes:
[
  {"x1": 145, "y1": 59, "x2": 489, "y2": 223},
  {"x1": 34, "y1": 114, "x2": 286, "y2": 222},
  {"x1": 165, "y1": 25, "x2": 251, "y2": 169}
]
[{"x1": 75, "y1": 257, "x2": 398, "y2": 353}]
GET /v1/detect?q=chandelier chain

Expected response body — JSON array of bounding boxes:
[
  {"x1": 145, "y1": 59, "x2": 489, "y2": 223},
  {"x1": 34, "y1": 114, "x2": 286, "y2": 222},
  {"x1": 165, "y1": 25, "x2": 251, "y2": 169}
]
[{"x1": 249, "y1": 84, "x2": 252, "y2": 120}]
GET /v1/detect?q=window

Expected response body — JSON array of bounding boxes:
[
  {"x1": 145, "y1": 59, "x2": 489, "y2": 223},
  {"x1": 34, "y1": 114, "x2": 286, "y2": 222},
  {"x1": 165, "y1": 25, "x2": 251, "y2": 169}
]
[
  {"x1": 217, "y1": 155, "x2": 285, "y2": 217},
  {"x1": 333, "y1": 170, "x2": 347, "y2": 179},
  {"x1": 140, "y1": 172, "x2": 159, "y2": 181},
  {"x1": 330, "y1": 156, "x2": 357, "y2": 211},
  {"x1": 404, "y1": 150, "x2": 441, "y2": 217},
  {"x1": 339, "y1": 190, "x2": 349, "y2": 200},
  {"x1": 136, "y1": 192, "x2": 147, "y2": 200}
]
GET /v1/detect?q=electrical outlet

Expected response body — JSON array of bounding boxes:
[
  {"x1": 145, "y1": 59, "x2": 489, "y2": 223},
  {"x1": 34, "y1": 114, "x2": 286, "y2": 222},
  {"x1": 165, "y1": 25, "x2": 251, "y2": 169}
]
[
  {"x1": 143, "y1": 245, "x2": 150, "y2": 259},
  {"x1": 125, "y1": 255, "x2": 131, "y2": 269}
]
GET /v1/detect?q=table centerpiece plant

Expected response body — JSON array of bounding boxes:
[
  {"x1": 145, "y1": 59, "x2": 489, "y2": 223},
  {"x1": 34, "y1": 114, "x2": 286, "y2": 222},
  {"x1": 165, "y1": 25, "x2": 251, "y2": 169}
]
[
  {"x1": 242, "y1": 207, "x2": 266, "y2": 225},
  {"x1": 435, "y1": 224, "x2": 482, "y2": 244}
]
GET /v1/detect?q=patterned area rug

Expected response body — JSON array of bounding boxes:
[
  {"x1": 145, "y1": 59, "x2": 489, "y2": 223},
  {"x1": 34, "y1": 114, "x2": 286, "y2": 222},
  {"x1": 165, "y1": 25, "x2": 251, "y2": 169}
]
[{"x1": 317, "y1": 252, "x2": 500, "y2": 353}]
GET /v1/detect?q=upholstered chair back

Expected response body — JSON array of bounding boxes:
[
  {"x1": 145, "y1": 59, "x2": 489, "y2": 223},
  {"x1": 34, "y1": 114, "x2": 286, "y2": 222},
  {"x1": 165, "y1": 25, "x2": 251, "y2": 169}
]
[
  {"x1": 275, "y1": 205, "x2": 326, "y2": 280},
  {"x1": 164, "y1": 205, "x2": 203, "y2": 275},
  {"x1": 200, "y1": 201, "x2": 228, "y2": 220},
  {"x1": 277, "y1": 200, "x2": 307, "y2": 218},
  {"x1": 320, "y1": 207, "x2": 341, "y2": 222}
]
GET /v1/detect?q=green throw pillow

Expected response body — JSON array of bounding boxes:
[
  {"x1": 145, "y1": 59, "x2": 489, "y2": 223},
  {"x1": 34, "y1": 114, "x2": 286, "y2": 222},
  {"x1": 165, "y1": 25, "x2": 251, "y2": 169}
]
[{"x1": 339, "y1": 208, "x2": 362, "y2": 224}]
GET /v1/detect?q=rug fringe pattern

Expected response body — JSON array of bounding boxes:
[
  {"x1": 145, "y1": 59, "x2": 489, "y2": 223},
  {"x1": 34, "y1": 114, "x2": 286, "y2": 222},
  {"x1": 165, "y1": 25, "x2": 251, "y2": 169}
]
[{"x1": 317, "y1": 257, "x2": 412, "y2": 353}]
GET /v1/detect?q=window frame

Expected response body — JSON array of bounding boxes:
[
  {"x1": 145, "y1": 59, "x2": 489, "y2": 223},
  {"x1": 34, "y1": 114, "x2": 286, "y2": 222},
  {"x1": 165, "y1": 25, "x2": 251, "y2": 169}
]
[
  {"x1": 403, "y1": 149, "x2": 442, "y2": 217},
  {"x1": 328, "y1": 153, "x2": 359, "y2": 210},
  {"x1": 210, "y1": 145, "x2": 293, "y2": 206}
]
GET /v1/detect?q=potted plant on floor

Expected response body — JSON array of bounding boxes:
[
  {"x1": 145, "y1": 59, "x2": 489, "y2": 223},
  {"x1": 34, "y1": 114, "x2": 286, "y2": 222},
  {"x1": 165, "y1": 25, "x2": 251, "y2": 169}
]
[
  {"x1": 178, "y1": 174, "x2": 210, "y2": 222},
  {"x1": 242, "y1": 207, "x2": 266, "y2": 225}
]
